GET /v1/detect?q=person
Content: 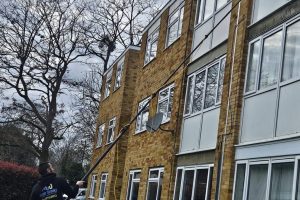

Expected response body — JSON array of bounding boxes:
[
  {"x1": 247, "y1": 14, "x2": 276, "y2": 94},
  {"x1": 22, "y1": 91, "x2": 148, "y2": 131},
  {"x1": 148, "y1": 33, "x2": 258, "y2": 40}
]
[{"x1": 30, "y1": 162, "x2": 85, "y2": 200}]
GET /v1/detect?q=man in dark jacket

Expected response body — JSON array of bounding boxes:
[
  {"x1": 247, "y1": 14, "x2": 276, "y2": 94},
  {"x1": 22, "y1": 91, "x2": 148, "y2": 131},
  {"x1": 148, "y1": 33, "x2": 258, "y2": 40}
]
[{"x1": 30, "y1": 162, "x2": 85, "y2": 200}]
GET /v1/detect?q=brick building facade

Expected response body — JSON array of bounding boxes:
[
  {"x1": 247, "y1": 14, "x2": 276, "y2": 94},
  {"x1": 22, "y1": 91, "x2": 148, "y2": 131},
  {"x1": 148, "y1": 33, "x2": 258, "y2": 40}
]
[{"x1": 87, "y1": 0, "x2": 300, "y2": 200}]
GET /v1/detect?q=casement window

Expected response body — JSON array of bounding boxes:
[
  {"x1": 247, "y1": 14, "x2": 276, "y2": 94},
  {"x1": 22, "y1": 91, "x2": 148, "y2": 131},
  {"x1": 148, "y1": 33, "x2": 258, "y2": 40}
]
[
  {"x1": 241, "y1": 17, "x2": 300, "y2": 143},
  {"x1": 145, "y1": 28, "x2": 159, "y2": 65},
  {"x1": 136, "y1": 97, "x2": 151, "y2": 133},
  {"x1": 114, "y1": 61, "x2": 124, "y2": 90},
  {"x1": 195, "y1": 0, "x2": 229, "y2": 25},
  {"x1": 233, "y1": 158, "x2": 300, "y2": 200},
  {"x1": 173, "y1": 165, "x2": 213, "y2": 200},
  {"x1": 107, "y1": 117, "x2": 116, "y2": 144},
  {"x1": 98, "y1": 173, "x2": 108, "y2": 200},
  {"x1": 157, "y1": 84, "x2": 175, "y2": 123},
  {"x1": 104, "y1": 69, "x2": 113, "y2": 98},
  {"x1": 96, "y1": 124, "x2": 105, "y2": 148},
  {"x1": 166, "y1": 4, "x2": 184, "y2": 46},
  {"x1": 252, "y1": 0, "x2": 291, "y2": 23},
  {"x1": 126, "y1": 170, "x2": 141, "y2": 200},
  {"x1": 89, "y1": 175, "x2": 97, "y2": 198},
  {"x1": 146, "y1": 168, "x2": 164, "y2": 200},
  {"x1": 184, "y1": 56, "x2": 226, "y2": 116}
]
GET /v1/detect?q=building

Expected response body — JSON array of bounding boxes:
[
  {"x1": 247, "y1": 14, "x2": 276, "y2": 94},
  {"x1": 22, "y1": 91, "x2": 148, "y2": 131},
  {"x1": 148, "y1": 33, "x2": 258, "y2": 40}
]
[{"x1": 87, "y1": 0, "x2": 300, "y2": 200}]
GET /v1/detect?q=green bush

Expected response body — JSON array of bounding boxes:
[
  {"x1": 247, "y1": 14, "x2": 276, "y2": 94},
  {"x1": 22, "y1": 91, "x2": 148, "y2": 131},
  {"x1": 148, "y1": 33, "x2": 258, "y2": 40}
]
[{"x1": 0, "y1": 161, "x2": 39, "y2": 200}]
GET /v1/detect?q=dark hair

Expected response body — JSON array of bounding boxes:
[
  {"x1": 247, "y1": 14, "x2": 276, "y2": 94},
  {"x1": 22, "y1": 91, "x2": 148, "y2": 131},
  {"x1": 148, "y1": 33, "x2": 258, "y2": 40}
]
[{"x1": 38, "y1": 162, "x2": 50, "y2": 176}]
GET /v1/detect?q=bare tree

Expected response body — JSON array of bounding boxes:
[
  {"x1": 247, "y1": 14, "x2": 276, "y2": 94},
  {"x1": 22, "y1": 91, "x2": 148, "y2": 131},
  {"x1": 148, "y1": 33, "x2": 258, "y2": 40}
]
[{"x1": 0, "y1": 0, "x2": 89, "y2": 162}]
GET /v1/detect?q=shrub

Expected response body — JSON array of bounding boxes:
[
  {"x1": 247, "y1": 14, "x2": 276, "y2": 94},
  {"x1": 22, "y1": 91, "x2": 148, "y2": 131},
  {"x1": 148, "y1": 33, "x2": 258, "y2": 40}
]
[{"x1": 0, "y1": 161, "x2": 39, "y2": 200}]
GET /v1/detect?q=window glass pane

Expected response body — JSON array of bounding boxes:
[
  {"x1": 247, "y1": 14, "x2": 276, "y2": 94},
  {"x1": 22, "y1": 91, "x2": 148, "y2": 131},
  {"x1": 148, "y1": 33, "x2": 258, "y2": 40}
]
[
  {"x1": 127, "y1": 174, "x2": 133, "y2": 200},
  {"x1": 159, "y1": 88, "x2": 169, "y2": 101},
  {"x1": 131, "y1": 182, "x2": 139, "y2": 200},
  {"x1": 216, "y1": 0, "x2": 227, "y2": 10},
  {"x1": 99, "y1": 182, "x2": 106, "y2": 198},
  {"x1": 115, "y1": 63, "x2": 123, "y2": 89},
  {"x1": 141, "y1": 109, "x2": 149, "y2": 130},
  {"x1": 217, "y1": 58, "x2": 225, "y2": 102},
  {"x1": 234, "y1": 164, "x2": 246, "y2": 200},
  {"x1": 203, "y1": 0, "x2": 215, "y2": 20},
  {"x1": 150, "y1": 170, "x2": 160, "y2": 178},
  {"x1": 259, "y1": 31, "x2": 283, "y2": 89},
  {"x1": 134, "y1": 172, "x2": 141, "y2": 179},
  {"x1": 182, "y1": 170, "x2": 195, "y2": 200},
  {"x1": 282, "y1": 20, "x2": 300, "y2": 81},
  {"x1": 252, "y1": 0, "x2": 290, "y2": 23},
  {"x1": 150, "y1": 40, "x2": 158, "y2": 60},
  {"x1": 296, "y1": 160, "x2": 300, "y2": 200},
  {"x1": 192, "y1": 71, "x2": 205, "y2": 113},
  {"x1": 193, "y1": 169, "x2": 208, "y2": 200},
  {"x1": 147, "y1": 182, "x2": 158, "y2": 200},
  {"x1": 204, "y1": 64, "x2": 219, "y2": 109},
  {"x1": 247, "y1": 164, "x2": 268, "y2": 200},
  {"x1": 168, "y1": 21, "x2": 179, "y2": 46},
  {"x1": 145, "y1": 40, "x2": 151, "y2": 64},
  {"x1": 168, "y1": 87, "x2": 174, "y2": 119},
  {"x1": 246, "y1": 41, "x2": 261, "y2": 92},
  {"x1": 178, "y1": 7, "x2": 184, "y2": 35},
  {"x1": 270, "y1": 162, "x2": 294, "y2": 200},
  {"x1": 170, "y1": 10, "x2": 179, "y2": 24},
  {"x1": 174, "y1": 169, "x2": 183, "y2": 200},
  {"x1": 196, "y1": 0, "x2": 203, "y2": 24},
  {"x1": 184, "y1": 76, "x2": 194, "y2": 114}
]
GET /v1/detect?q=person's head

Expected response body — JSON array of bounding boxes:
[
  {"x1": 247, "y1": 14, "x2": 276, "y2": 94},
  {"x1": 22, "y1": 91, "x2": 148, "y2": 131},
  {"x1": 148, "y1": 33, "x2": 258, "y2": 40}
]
[{"x1": 38, "y1": 162, "x2": 55, "y2": 176}]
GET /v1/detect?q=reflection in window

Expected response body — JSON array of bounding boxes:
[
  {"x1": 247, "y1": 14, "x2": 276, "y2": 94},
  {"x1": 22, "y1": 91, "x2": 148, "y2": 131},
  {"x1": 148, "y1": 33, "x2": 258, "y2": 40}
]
[
  {"x1": 107, "y1": 118, "x2": 116, "y2": 144},
  {"x1": 127, "y1": 170, "x2": 141, "y2": 200},
  {"x1": 245, "y1": 40, "x2": 261, "y2": 92},
  {"x1": 217, "y1": 58, "x2": 226, "y2": 102},
  {"x1": 96, "y1": 124, "x2": 105, "y2": 147},
  {"x1": 282, "y1": 21, "x2": 300, "y2": 81},
  {"x1": 104, "y1": 70, "x2": 113, "y2": 98},
  {"x1": 157, "y1": 84, "x2": 174, "y2": 123},
  {"x1": 259, "y1": 31, "x2": 283, "y2": 89},
  {"x1": 196, "y1": 0, "x2": 228, "y2": 24},
  {"x1": 99, "y1": 173, "x2": 108, "y2": 200},
  {"x1": 192, "y1": 71, "x2": 205, "y2": 113},
  {"x1": 136, "y1": 97, "x2": 151, "y2": 133},
  {"x1": 89, "y1": 175, "x2": 97, "y2": 198},
  {"x1": 115, "y1": 61, "x2": 124, "y2": 89},
  {"x1": 233, "y1": 164, "x2": 246, "y2": 200},
  {"x1": 167, "y1": 6, "x2": 184, "y2": 46},
  {"x1": 184, "y1": 76, "x2": 194, "y2": 115},
  {"x1": 204, "y1": 64, "x2": 219, "y2": 109},
  {"x1": 146, "y1": 168, "x2": 164, "y2": 200},
  {"x1": 145, "y1": 29, "x2": 159, "y2": 64}
]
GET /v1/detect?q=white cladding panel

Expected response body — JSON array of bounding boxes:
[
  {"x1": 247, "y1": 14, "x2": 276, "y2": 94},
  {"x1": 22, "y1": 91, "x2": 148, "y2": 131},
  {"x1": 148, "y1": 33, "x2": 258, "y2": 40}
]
[
  {"x1": 277, "y1": 82, "x2": 300, "y2": 137},
  {"x1": 148, "y1": 18, "x2": 161, "y2": 36},
  {"x1": 169, "y1": 0, "x2": 184, "y2": 14},
  {"x1": 212, "y1": 3, "x2": 231, "y2": 48},
  {"x1": 180, "y1": 114, "x2": 202, "y2": 152},
  {"x1": 200, "y1": 108, "x2": 220, "y2": 149},
  {"x1": 241, "y1": 90, "x2": 277, "y2": 143},
  {"x1": 191, "y1": 19, "x2": 213, "y2": 61}
]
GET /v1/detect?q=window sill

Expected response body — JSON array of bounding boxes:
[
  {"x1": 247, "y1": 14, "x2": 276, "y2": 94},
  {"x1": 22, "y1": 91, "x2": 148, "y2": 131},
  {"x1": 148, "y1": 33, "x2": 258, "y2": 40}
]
[
  {"x1": 95, "y1": 145, "x2": 102, "y2": 149},
  {"x1": 113, "y1": 86, "x2": 121, "y2": 93},
  {"x1": 105, "y1": 141, "x2": 114, "y2": 146},
  {"x1": 135, "y1": 129, "x2": 147, "y2": 135},
  {"x1": 143, "y1": 57, "x2": 156, "y2": 68},
  {"x1": 176, "y1": 147, "x2": 215, "y2": 156},
  {"x1": 164, "y1": 36, "x2": 181, "y2": 51}
]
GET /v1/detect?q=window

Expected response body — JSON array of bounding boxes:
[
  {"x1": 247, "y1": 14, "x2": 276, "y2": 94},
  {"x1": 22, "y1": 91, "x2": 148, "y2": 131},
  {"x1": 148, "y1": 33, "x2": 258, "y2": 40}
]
[
  {"x1": 157, "y1": 84, "x2": 175, "y2": 123},
  {"x1": 184, "y1": 57, "x2": 226, "y2": 115},
  {"x1": 233, "y1": 159, "x2": 297, "y2": 200},
  {"x1": 173, "y1": 165, "x2": 213, "y2": 200},
  {"x1": 96, "y1": 124, "x2": 105, "y2": 148},
  {"x1": 245, "y1": 18, "x2": 300, "y2": 93},
  {"x1": 114, "y1": 61, "x2": 124, "y2": 90},
  {"x1": 166, "y1": 5, "x2": 184, "y2": 46},
  {"x1": 107, "y1": 118, "x2": 116, "y2": 144},
  {"x1": 126, "y1": 170, "x2": 141, "y2": 200},
  {"x1": 145, "y1": 28, "x2": 159, "y2": 64},
  {"x1": 104, "y1": 69, "x2": 112, "y2": 98},
  {"x1": 195, "y1": 0, "x2": 228, "y2": 24},
  {"x1": 136, "y1": 97, "x2": 151, "y2": 133},
  {"x1": 99, "y1": 173, "x2": 108, "y2": 200},
  {"x1": 89, "y1": 175, "x2": 97, "y2": 198},
  {"x1": 146, "y1": 168, "x2": 164, "y2": 200},
  {"x1": 252, "y1": 0, "x2": 291, "y2": 23}
]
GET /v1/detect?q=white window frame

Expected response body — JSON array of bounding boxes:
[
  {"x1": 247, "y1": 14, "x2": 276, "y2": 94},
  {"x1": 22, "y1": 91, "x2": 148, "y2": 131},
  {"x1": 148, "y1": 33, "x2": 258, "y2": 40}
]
[
  {"x1": 173, "y1": 165, "x2": 214, "y2": 200},
  {"x1": 114, "y1": 61, "x2": 124, "y2": 90},
  {"x1": 98, "y1": 173, "x2": 108, "y2": 200},
  {"x1": 135, "y1": 97, "x2": 151, "y2": 134},
  {"x1": 126, "y1": 170, "x2": 141, "y2": 200},
  {"x1": 96, "y1": 124, "x2": 105, "y2": 148},
  {"x1": 157, "y1": 84, "x2": 175, "y2": 124},
  {"x1": 195, "y1": 0, "x2": 229, "y2": 26},
  {"x1": 146, "y1": 167, "x2": 164, "y2": 200},
  {"x1": 183, "y1": 56, "x2": 226, "y2": 117},
  {"x1": 145, "y1": 28, "x2": 160, "y2": 65},
  {"x1": 106, "y1": 117, "x2": 116, "y2": 144},
  {"x1": 104, "y1": 69, "x2": 113, "y2": 98},
  {"x1": 166, "y1": 3, "x2": 185, "y2": 47},
  {"x1": 89, "y1": 174, "x2": 97, "y2": 199},
  {"x1": 232, "y1": 157, "x2": 300, "y2": 200}
]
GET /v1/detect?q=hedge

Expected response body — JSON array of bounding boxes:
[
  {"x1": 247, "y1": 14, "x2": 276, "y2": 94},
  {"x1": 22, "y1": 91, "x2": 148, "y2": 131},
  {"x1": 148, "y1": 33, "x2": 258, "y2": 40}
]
[{"x1": 0, "y1": 161, "x2": 39, "y2": 200}]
